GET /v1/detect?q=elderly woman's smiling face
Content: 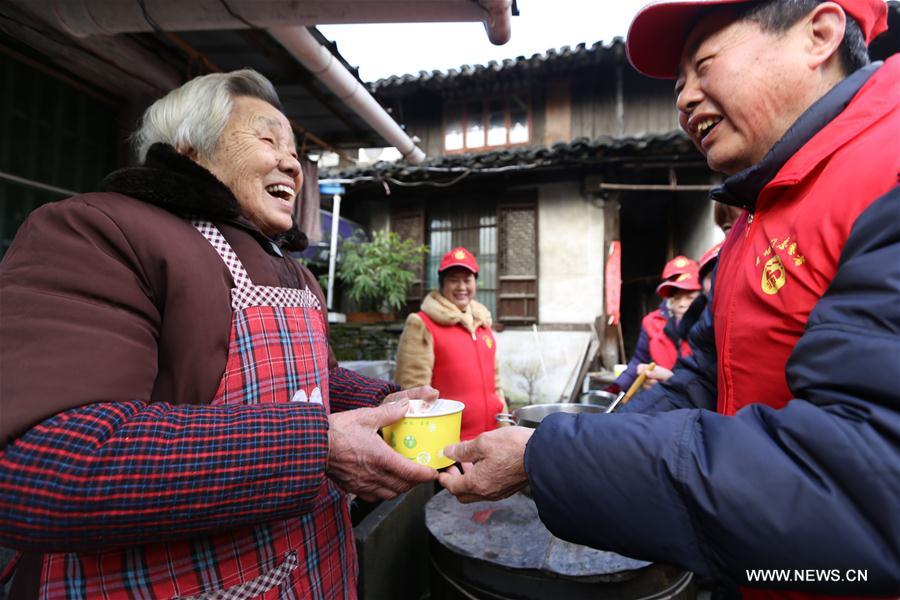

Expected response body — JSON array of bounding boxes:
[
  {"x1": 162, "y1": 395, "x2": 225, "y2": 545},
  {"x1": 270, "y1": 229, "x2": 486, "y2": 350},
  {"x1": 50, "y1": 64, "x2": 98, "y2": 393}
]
[{"x1": 195, "y1": 96, "x2": 302, "y2": 236}]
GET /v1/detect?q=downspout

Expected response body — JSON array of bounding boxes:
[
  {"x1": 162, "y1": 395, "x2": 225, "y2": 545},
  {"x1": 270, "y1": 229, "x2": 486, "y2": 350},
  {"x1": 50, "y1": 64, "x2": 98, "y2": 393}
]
[
  {"x1": 478, "y1": 0, "x2": 513, "y2": 44},
  {"x1": 326, "y1": 194, "x2": 342, "y2": 310},
  {"x1": 268, "y1": 27, "x2": 426, "y2": 164}
]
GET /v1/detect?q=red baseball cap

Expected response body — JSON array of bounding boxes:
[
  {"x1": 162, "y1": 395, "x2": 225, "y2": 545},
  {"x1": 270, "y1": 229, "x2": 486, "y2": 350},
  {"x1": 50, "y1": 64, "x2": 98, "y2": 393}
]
[
  {"x1": 657, "y1": 266, "x2": 702, "y2": 297},
  {"x1": 661, "y1": 255, "x2": 699, "y2": 281},
  {"x1": 438, "y1": 247, "x2": 479, "y2": 274},
  {"x1": 627, "y1": 0, "x2": 889, "y2": 79},
  {"x1": 699, "y1": 241, "x2": 724, "y2": 278}
]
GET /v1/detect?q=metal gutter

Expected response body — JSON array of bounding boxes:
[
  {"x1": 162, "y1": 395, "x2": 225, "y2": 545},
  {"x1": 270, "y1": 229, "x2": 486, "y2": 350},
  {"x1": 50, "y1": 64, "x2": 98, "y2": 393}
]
[{"x1": 268, "y1": 27, "x2": 426, "y2": 164}]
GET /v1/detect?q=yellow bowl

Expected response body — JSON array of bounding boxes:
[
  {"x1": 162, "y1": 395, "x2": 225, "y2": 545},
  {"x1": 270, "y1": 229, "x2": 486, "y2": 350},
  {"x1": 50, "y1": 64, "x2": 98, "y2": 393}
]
[{"x1": 382, "y1": 399, "x2": 464, "y2": 469}]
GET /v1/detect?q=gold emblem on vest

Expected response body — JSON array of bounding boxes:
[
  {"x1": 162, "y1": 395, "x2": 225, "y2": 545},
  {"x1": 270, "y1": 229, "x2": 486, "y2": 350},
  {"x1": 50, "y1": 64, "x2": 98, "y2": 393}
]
[
  {"x1": 761, "y1": 255, "x2": 787, "y2": 295},
  {"x1": 484, "y1": 336, "x2": 493, "y2": 349}
]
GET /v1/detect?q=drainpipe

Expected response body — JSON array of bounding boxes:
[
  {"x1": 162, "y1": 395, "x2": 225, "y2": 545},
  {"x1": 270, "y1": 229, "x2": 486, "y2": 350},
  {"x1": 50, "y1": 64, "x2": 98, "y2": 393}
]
[
  {"x1": 326, "y1": 194, "x2": 342, "y2": 310},
  {"x1": 269, "y1": 27, "x2": 425, "y2": 164},
  {"x1": 23, "y1": 0, "x2": 515, "y2": 162}
]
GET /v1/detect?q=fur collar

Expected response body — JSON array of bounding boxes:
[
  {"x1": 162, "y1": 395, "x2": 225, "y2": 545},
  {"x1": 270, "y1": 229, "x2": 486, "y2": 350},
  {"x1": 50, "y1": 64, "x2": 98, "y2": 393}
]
[
  {"x1": 100, "y1": 143, "x2": 308, "y2": 251},
  {"x1": 421, "y1": 290, "x2": 492, "y2": 333}
]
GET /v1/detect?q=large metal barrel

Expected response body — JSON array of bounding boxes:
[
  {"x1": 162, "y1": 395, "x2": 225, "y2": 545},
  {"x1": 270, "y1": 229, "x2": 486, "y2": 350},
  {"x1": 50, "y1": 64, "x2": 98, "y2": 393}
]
[{"x1": 427, "y1": 490, "x2": 695, "y2": 600}]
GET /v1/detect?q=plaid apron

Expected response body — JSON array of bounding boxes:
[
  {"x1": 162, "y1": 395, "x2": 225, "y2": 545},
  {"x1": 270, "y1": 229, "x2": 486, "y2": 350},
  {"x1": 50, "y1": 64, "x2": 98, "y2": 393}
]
[{"x1": 39, "y1": 221, "x2": 355, "y2": 599}]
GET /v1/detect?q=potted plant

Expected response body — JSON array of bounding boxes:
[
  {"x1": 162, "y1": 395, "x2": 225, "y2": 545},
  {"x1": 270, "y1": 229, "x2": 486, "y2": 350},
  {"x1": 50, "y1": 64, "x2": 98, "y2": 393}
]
[{"x1": 337, "y1": 230, "x2": 428, "y2": 322}]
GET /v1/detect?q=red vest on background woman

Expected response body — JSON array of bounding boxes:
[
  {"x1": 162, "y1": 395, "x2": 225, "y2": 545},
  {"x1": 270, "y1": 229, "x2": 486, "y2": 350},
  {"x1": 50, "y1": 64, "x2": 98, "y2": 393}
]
[
  {"x1": 418, "y1": 312, "x2": 502, "y2": 441},
  {"x1": 641, "y1": 310, "x2": 691, "y2": 370},
  {"x1": 647, "y1": 267, "x2": 702, "y2": 369}
]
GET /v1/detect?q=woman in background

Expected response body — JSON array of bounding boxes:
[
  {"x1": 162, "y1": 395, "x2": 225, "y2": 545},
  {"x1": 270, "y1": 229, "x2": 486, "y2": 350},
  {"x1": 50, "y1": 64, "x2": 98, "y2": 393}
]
[
  {"x1": 396, "y1": 247, "x2": 507, "y2": 440},
  {"x1": 612, "y1": 255, "x2": 699, "y2": 392}
]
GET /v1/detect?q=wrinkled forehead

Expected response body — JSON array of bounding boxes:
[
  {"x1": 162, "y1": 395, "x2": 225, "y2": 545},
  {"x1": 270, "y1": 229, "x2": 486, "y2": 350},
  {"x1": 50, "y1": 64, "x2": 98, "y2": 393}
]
[
  {"x1": 233, "y1": 95, "x2": 296, "y2": 143},
  {"x1": 255, "y1": 114, "x2": 296, "y2": 142}
]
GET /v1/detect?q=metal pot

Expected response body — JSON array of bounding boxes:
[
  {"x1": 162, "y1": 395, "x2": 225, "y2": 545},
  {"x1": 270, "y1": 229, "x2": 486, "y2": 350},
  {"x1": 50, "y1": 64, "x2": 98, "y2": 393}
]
[
  {"x1": 496, "y1": 403, "x2": 608, "y2": 429},
  {"x1": 578, "y1": 390, "x2": 616, "y2": 407}
]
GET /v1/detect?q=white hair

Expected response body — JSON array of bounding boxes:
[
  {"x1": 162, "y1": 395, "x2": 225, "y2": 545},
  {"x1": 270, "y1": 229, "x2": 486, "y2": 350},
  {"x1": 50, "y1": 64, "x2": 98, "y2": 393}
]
[{"x1": 132, "y1": 69, "x2": 282, "y2": 162}]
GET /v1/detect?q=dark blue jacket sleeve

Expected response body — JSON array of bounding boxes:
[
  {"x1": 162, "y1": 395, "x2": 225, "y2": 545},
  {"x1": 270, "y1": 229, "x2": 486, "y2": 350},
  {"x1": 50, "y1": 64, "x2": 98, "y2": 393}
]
[
  {"x1": 524, "y1": 188, "x2": 900, "y2": 594},
  {"x1": 614, "y1": 328, "x2": 652, "y2": 390},
  {"x1": 620, "y1": 281, "x2": 718, "y2": 414}
]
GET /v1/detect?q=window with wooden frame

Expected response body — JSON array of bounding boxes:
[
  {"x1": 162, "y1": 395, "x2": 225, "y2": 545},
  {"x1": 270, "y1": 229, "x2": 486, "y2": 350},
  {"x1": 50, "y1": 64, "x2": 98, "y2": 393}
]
[
  {"x1": 424, "y1": 200, "x2": 499, "y2": 317},
  {"x1": 390, "y1": 208, "x2": 426, "y2": 316},
  {"x1": 444, "y1": 95, "x2": 530, "y2": 152},
  {"x1": 392, "y1": 195, "x2": 538, "y2": 325},
  {"x1": 497, "y1": 203, "x2": 538, "y2": 324}
]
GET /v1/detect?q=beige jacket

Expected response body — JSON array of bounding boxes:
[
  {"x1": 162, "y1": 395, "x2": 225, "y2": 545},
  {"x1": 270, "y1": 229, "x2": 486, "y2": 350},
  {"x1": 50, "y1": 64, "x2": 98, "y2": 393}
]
[{"x1": 395, "y1": 291, "x2": 505, "y2": 407}]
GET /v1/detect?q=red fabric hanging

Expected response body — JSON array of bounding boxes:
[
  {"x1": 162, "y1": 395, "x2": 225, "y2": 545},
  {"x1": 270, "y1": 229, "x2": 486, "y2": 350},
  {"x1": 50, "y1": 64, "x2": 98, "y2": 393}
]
[{"x1": 605, "y1": 241, "x2": 622, "y2": 326}]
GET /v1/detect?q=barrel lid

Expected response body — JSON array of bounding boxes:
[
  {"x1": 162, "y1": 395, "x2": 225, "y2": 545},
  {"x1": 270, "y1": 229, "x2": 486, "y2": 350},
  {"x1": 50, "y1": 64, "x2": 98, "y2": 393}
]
[{"x1": 425, "y1": 490, "x2": 650, "y2": 576}]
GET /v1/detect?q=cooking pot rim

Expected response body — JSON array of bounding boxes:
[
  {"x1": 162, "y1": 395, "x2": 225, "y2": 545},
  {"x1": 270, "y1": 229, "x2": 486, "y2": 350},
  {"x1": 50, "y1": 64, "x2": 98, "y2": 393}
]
[{"x1": 496, "y1": 402, "x2": 608, "y2": 427}]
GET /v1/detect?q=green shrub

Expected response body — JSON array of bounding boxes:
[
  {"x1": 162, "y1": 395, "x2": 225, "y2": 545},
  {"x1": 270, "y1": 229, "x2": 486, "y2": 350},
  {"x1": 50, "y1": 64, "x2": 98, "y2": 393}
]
[{"x1": 337, "y1": 231, "x2": 428, "y2": 312}]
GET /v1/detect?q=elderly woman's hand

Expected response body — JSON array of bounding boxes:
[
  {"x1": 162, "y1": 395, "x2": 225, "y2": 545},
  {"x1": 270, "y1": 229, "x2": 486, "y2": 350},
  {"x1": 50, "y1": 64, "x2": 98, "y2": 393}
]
[
  {"x1": 327, "y1": 399, "x2": 437, "y2": 501},
  {"x1": 382, "y1": 385, "x2": 439, "y2": 413},
  {"x1": 438, "y1": 426, "x2": 534, "y2": 503}
]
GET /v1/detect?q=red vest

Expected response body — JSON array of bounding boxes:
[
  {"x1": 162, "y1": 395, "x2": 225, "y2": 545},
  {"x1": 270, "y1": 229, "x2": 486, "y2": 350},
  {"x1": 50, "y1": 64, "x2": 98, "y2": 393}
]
[
  {"x1": 642, "y1": 309, "x2": 691, "y2": 370},
  {"x1": 418, "y1": 312, "x2": 502, "y2": 441},
  {"x1": 713, "y1": 57, "x2": 899, "y2": 420}
]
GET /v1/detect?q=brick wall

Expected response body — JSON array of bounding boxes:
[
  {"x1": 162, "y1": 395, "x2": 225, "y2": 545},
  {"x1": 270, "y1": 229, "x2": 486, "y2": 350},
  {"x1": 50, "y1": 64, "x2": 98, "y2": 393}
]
[{"x1": 330, "y1": 322, "x2": 403, "y2": 361}]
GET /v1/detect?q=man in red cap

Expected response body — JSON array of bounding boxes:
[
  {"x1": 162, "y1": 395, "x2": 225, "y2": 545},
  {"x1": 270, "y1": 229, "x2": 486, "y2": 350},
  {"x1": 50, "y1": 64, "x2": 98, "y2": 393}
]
[{"x1": 439, "y1": 1, "x2": 899, "y2": 597}]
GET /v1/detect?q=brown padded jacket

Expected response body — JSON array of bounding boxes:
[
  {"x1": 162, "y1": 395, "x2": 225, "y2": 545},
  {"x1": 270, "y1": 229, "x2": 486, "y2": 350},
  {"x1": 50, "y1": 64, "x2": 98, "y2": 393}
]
[
  {"x1": 0, "y1": 143, "x2": 333, "y2": 444},
  {"x1": 395, "y1": 291, "x2": 505, "y2": 407}
]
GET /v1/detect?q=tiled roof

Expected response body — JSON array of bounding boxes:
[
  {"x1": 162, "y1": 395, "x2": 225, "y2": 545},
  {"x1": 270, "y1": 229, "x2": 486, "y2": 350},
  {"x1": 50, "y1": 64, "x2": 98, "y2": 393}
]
[
  {"x1": 323, "y1": 131, "x2": 700, "y2": 185},
  {"x1": 370, "y1": 0, "x2": 900, "y2": 93},
  {"x1": 369, "y1": 38, "x2": 626, "y2": 93}
]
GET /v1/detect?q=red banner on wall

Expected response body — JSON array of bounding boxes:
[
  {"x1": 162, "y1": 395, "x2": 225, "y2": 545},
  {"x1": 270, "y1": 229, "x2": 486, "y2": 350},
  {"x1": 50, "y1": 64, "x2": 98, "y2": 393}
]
[{"x1": 605, "y1": 241, "x2": 622, "y2": 326}]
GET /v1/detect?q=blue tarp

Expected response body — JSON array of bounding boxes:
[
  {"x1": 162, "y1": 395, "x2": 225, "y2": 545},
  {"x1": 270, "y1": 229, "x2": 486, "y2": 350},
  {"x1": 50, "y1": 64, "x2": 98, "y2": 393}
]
[{"x1": 293, "y1": 209, "x2": 366, "y2": 264}]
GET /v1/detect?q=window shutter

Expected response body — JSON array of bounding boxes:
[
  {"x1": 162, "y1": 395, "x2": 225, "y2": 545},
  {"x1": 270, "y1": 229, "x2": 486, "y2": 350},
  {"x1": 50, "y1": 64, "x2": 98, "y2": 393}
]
[
  {"x1": 390, "y1": 208, "x2": 426, "y2": 315},
  {"x1": 498, "y1": 204, "x2": 538, "y2": 324}
]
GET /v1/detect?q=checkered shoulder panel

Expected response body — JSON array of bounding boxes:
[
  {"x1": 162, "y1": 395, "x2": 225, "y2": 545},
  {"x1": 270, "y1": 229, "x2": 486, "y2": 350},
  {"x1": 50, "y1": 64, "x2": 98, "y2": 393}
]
[
  {"x1": 192, "y1": 220, "x2": 322, "y2": 311},
  {"x1": 192, "y1": 220, "x2": 252, "y2": 290},
  {"x1": 231, "y1": 284, "x2": 322, "y2": 311}
]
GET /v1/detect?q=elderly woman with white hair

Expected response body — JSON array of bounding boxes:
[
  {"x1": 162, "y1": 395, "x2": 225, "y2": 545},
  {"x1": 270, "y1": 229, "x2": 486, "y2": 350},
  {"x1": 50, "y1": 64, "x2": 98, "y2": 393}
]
[{"x1": 0, "y1": 69, "x2": 437, "y2": 599}]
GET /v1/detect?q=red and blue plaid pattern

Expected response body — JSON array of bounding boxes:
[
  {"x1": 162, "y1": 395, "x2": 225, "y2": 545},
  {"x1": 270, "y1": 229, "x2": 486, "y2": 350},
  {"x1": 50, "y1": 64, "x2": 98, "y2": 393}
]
[
  {"x1": 32, "y1": 222, "x2": 357, "y2": 599},
  {"x1": 329, "y1": 366, "x2": 399, "y2": 413},
  {"x1": 0, "y1": 368, "x2": 397, "y2": 554},
  {"x1": 0, "y1": 401, "x2": 328, "y2": 552}
]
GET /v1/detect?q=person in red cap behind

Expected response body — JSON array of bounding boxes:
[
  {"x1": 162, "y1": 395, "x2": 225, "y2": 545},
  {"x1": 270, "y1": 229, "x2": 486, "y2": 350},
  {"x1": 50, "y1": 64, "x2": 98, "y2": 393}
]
[
  {"x1": 613, "y1": 255, "x2": 699, "y2": 392},
  {"x1": 395, "y1": 247, "x2": 507, "y2": 440},
  {"x1": 698, "y1": 241, "x2": 724, "y2": 295},
  {"x1": 640, "y1": 243, "x2": 725, "y2": 390},
  {"x1": 661, "y1": 254, "x2": 695, "y2": 281},
  {"x1": 438, "y1": 1, "x2": 899, "y2": 597}
]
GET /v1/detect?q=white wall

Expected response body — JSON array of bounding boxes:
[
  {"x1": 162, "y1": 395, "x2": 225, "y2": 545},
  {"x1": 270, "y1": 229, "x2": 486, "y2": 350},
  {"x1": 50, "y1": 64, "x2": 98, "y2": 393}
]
[
  {"x1": 495, "y1": 329, "x2": 592, "y2": 405},
  {"x1": 679, "y1": 197, "x2": 724, "y2": 262},
  {"x1": 535, "y1": 181, "x2": 605, "y2": 324}
]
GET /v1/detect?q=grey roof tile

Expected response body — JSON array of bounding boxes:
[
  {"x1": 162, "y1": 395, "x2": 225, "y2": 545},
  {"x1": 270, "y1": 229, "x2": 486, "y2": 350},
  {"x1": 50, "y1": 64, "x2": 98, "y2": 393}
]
[
  {"x1": 323, "y1": 131, "x2": 699, "y2": 184},
  {"x1": 369, "y1": 39, "x2": 626, "y2": 93}
]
